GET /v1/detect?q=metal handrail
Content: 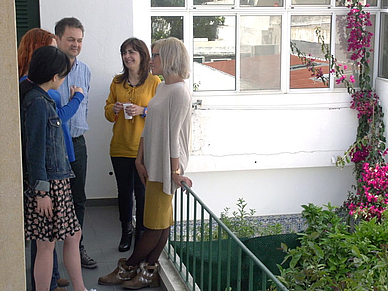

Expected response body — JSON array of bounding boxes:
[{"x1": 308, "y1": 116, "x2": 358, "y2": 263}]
[{"x1": 164, "y1": 181, "x2": 289, "y2": 291}]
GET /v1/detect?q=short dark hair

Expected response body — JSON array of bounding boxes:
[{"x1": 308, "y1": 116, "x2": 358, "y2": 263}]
[
  {"x1": 28, "y1": 46, "x2": 71, "y2": 84},
  {"x1": 55, "y1": 17, "x2": 84, "y2": 39},
  {"x1": 20, "y1": 46, "x2": 71, "y2": 102},
  {"x1": 115, "y1": 38, "x2": 151, "y2": 87}
]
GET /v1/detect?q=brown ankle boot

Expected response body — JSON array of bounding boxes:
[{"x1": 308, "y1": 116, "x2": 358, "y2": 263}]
[
  {"x1": 98, "y1": 258, "x2": 138, "y2": 285},
  {"x1": 122, "y1": 262, "x2": 160, "y2": 289}
]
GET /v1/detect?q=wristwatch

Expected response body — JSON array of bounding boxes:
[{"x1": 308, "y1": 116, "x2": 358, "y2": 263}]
[
  {"x1": 172, "y1": 168, "x2": 181, "y2": 175},
  {"x1": 141, "y1": 107, "x2": 147, "y2": 118}
]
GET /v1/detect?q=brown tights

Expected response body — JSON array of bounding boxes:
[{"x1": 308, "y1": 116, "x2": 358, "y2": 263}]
[{"x1": 126, "y1": 227, "x2": 169, "y2": 266}]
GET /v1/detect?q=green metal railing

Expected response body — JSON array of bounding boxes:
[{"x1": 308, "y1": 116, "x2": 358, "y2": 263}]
[{"x1": 165, "y1": 182, "x2": 289, "y2": 291}]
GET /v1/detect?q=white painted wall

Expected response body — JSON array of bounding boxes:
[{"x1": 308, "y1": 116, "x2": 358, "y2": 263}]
[
  {"x1": 40, "y1": 0, "x2": 150, "y2": 202},
  {"x1": 40, "y1": 0, "x2": 358, "y2": 216}
]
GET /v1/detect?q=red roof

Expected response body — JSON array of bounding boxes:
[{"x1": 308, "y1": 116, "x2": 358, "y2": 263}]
[{"x1": 201, "y1": 54, "x2": 330, "y2": 89}]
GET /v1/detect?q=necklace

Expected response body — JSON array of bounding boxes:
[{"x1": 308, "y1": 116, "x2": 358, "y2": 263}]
[{"x1": 128, "y1": 78, "x2": 139, "y2": 87}]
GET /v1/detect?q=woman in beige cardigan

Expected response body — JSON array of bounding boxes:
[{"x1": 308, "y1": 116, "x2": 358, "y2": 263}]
[{"x1": 98, "y1": 37, "x2": 193, "y2": 289}]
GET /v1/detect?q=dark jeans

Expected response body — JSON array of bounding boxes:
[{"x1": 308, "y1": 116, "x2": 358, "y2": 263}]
[
  {"x1": 30, "y1": 241, "x2": 59, "y2": 291},
  {"x1": 111, "y1": 157, "x2": 145, "y2": 230},
  {"x1": 70, "y1": 135, "x2": 87, "y2": 251}
]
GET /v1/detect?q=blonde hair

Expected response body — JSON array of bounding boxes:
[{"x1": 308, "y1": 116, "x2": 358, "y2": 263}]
[{"x1": 152, "y1": 37, "x2": 190, "y2": 79}]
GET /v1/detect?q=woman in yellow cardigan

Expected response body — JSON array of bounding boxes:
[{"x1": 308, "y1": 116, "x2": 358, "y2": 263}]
[{"x1": 104, "y1": 38, "x2": 160, "y2": 252}]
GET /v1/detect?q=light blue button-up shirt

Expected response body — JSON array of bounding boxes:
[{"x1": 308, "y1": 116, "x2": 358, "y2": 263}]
[{"x1": 58, "y1": 58, "x2": 91, "y2": 138}]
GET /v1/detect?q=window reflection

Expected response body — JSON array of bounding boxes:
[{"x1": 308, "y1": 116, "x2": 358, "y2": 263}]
[
  {"x1": 240, "y1": 16, "x2": 282, "y2": 90},
  {"x1": 292, "y1": 0, "x2": 330, "y2": 5},
  {"x1": 290, "y1": 15, "x2": 331, "y2": 89},
  {"x1": 335, "y1": 15, "x2": 375, "y2": 88},
  {"x1": 336, "y1": 0, "x2": 377, "y2": 7},
  {"x1": 193, "y1": 16, "x2": 235, "y2": 91},
  {"x1": 194, "y1": 0, "x2": 234, "y2": 5},
  {"x1": 240, "y1": 0, "x2": 283, "y2": 6},
  {"x1": 151, "y1": 16, "x2": 183, "y2": 42},
  {"x1": 379, "y1": 13, "x2": 388, "y2": 78},
  {"x1": 151, "y1": 0, "x2": 185, "y2": 7}
]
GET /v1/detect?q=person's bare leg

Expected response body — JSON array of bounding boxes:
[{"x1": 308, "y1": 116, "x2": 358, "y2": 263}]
[
  {"x1": 35, "y1": 240, "x2": 55, "y2": 291},
  {"x1": 63, "y1": 230, "x2": 86, "y2": 291}
]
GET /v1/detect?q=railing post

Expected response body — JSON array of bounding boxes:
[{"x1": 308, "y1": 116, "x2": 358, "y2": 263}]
[{"x1": 166, "y1": 182, "x2": 289, "y2": 291}]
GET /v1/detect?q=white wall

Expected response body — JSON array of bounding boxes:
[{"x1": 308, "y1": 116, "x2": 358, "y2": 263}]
[
  {"x1": 40, "y1": 0, "x2": 358, "y2": 216},
  {"x1": 40, "y1": 0, "x2": 150, "y2": 201}
]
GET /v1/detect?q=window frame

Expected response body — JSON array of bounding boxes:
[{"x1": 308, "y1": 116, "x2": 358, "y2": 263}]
[{"x1": 151, "y1": 0, "x2": 382, "y2": 95}]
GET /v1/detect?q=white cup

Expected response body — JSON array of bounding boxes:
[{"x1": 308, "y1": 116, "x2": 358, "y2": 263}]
[{"x1": 123, "y1": 103, "x2": 133, "y2": 119}]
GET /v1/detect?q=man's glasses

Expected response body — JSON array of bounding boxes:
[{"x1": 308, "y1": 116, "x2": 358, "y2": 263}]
[{"x1": 151, "y1": 53, "x2": 160, "y2": 60}]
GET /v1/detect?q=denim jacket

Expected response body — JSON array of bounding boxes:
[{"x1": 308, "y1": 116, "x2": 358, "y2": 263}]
[{"x1": 20, "y1": 84, "x2": 74, "y2": 196}]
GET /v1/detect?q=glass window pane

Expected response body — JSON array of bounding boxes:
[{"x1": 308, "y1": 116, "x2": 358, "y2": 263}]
[
  {"x1": 335, "y1": 14, "x2": 375, "y2": 88},
  {"x1": 194, "y1": 0, "x2": 234, "y2": 5},
  {"x1": 240, "y1": 0, "x2": 283, "y2": 6},
  {"x1": 290, "y1": 15, "x2": 331, "y2": 89},
  {"x1": 292, "y1": 0, "x2": 330, "y2": 5},
  {"x1": 383, "y1": 0, "x2": 388, "y2": 9},
  {"x1": 151, "y1": 0, "x2": 185, "y2": 7},
  {"x1": 379, "y1": 13, "x2": 388, "y2": 78},
  {"x1": 240, "y1": 16, "x2": 281, "y2": 90},
  {"x1": 193, "y1": 16, "x2": 235, "y2": 91},
  {"x1": 151, "y1": 16, "x2": 183, "y2": 43},
  {"x1": 336, "y1": 0, "x2": 377, "y2": 6}
]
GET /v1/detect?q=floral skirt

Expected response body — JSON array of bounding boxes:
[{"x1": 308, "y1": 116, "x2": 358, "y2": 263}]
[{"x1": 24, "y1": 179, "x2": 81, "y2": 241}]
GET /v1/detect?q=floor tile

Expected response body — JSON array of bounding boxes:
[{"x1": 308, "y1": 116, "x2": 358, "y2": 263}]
[{"x1": 25, "y1": 205, "x2": 161, "y2": 291}]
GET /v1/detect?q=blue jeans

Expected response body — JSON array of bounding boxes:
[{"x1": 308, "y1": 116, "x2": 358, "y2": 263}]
[
  {"x1": 70, "y1": 135, "x2": 87, "y2": 251},
  {"x1": 30, "y1": 240, "x2": 59, "y2": 291},
  {"x1": 111, "y1": 157, "x2": 145, "y2": 230}
]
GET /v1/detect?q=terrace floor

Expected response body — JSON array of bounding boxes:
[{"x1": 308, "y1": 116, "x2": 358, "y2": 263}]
[{"x1": 25, "y1": 204, "x2": 163, "y2": 291}]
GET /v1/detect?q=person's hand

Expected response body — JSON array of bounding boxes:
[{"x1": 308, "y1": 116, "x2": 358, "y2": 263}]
[
  {"x1": 135, "y1": 159, "x2": 148, "y2": 186},
  {"x1": 70, "y1": 85, "x2": 83, "y2": 100},
  {"x1": 172, "y1": 173, "x2": 193, "y2": 189},
  {"x1": 113, "y1": 102, "x2": 123, "y2": 114},
  {"x1": 35, "y1": 196, "x2": 53, "y2": 218},
  {"x1": 130, "y1": 104, "x2": 144, "y2": 117}
]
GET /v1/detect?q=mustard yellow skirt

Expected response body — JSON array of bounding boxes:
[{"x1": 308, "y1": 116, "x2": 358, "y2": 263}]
[{"x1": 143, "y1": 181, "x2": 174, "y2": 229}]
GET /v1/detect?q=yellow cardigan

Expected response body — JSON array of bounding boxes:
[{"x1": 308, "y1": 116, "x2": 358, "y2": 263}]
[{"x1": 105, "y1": 73, "x2": 161, "y2": 157}]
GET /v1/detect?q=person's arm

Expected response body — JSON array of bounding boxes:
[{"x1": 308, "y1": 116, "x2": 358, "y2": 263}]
[
  {"x1": 135, "y1": 137, "x2": 148, "y2": 185},
  {"x1": 24, "y1": 98, "x2": 50, "y2": 193},
  {"x1": 169, "y1": 86, "x2": 193, "y2": 188},
  {"x1": 171, "y1": 157, "x2": 192, "y2": 188},
  {"x1": 104, "y1": 81, "x2": 121, "y2": 122},
  {"x1": 50, "y1": 90, "x2": 84, "y2": 122},
  {"x1": 85, "y1": 67, "x2": 91, "y2": 119},
  {"x1": 169, "y1": 86, "x2": 191, "y2": 161}
]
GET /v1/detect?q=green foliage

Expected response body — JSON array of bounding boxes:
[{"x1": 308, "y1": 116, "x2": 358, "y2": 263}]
[
  {"x1": 277, "y1": 203, "x2": 388, "y2": 290},
  {"x1": 197, "y1": 198, "x2": 283, "y2": 241},
  {"x1": 193, "y1": 16, "x2": 226, "y2": 40},
  {"x1": 151, "y1": 16, "x2": 183, "y2": 42}
]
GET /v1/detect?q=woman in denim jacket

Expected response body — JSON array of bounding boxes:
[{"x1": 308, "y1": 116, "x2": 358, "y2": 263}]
[
  {"x1": 20, "y1": 46, "x2": 96, "y2": 291},
  {"x1": 18, "y1": 28, "x2": 85, "y2": 291}
]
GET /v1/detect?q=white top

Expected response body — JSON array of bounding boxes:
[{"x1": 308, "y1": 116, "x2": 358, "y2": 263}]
[{"x1": 142, "y1": 81, "x2": 192, "y2": 195}]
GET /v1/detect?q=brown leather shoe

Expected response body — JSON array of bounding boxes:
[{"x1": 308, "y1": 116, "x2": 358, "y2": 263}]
[
  {"x1": 57, "y1": 278, "x2": 70, "y2": 287},
  {"x1": 98, "y1": 258, "x2": 138, "y2": 285},
  {"x1": 122, "y1": 262, "x2": 160, "y2": 289}
]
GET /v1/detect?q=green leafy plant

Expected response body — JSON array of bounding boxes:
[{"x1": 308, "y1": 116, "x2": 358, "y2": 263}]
[
  {"x1": 276, "y1": 203, "x2": 388, "y2": 290},
  {"x1": 196, "y1": 198, "x2": 283, "y2": 241}
]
